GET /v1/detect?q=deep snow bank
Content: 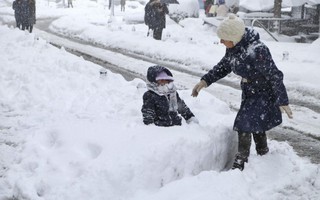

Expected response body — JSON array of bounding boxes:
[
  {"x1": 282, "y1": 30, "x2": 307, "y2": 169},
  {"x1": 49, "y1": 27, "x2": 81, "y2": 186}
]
[{"x1": 0, "y1": 25, "x2": 235, "y2": 199}]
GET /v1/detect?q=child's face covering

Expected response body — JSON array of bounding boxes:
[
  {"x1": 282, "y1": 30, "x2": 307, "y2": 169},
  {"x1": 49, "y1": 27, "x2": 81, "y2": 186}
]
[{"x1": 157, "y1": 81, "x2": 175, "y2": 93}]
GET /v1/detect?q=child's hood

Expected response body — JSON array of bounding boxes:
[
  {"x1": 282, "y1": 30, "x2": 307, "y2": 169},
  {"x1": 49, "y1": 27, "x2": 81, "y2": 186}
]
[{"x1": 147, "y1": 65, "x2": 173, "y2": 83}]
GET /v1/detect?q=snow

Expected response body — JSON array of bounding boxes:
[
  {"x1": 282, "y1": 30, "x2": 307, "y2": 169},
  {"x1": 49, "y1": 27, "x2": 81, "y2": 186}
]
[
  {"x1": 1, "y1": 0, "x2": 320, "y2": 199},
  {"x1": 169, "y1": 0, "x2": 200, "y2": 18},
  {"x1": 239, "y1": 0, "x2": 315, "y2": 11}
]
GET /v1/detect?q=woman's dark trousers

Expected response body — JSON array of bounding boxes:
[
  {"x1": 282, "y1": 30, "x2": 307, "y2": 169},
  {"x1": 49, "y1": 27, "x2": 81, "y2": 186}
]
[
  {"x1": 232, "y1": 132, "x2": 269, "y2": 171},
  {"x1": 153, "y1": 28, "x2": 163, "y2": 40}
]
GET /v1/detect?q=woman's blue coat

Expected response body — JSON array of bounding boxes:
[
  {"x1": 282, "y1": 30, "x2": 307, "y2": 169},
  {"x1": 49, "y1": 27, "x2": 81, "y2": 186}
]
[{"x1": 202, "y1": 28, "x2": 289, "y2": 133}]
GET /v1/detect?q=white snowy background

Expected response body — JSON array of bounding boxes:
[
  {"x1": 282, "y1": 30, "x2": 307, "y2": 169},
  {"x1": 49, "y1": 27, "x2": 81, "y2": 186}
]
[{"x1": 0, "y1": 0, "x2": 320, "y2": 199}]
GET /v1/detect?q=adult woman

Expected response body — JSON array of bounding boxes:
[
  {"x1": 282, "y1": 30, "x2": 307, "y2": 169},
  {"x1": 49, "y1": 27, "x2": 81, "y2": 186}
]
[{"x1": 192, "y1": 14, "x2": 292, "y2": 171}]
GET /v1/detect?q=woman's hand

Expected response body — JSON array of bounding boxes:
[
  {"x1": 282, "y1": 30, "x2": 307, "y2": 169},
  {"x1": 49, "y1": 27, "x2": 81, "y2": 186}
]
[
  {"x1": 280, "y1": 105, "x2": 293, "y2": 119},
  {"x1": 191, "y1": 80, "x2": 207, "y2": 97}
]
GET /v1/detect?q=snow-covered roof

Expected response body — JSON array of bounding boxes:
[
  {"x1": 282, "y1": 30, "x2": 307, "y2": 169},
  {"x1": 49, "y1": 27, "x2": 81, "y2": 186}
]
[{"x1": 239, "y1": 0, "x2": 319, "y2": 11}]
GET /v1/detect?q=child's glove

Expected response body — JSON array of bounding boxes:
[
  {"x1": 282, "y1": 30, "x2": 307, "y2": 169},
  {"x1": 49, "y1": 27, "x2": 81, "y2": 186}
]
[
  {"x1": 187, "y1": 117, "x2": 199, "y2": 124},
  {"x1": 280, "y1": 105, "x2": 293, "y2": 119}
]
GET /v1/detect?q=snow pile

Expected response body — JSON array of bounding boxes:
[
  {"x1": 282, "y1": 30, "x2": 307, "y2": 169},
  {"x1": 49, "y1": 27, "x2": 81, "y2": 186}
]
[
  {"x1": 1, "y1": 23, "x2": 320, "y2": 200},
  {"x1": 133, "y1": 141, "x2": 320, "y2": 200},
  {"x1": 1, "y1": 0, "x2": 320, "y2": 199},
  {"x1": 0, "y1": 25, "x2": 235, "y2": 199}
]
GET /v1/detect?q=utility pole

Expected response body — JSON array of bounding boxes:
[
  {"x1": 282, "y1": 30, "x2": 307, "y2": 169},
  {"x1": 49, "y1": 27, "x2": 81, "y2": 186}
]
[
  {"x1": 274, "y1": 0, "x2": 282, "y2": 18},
  {"x1": 273, "y1": 0, "x2": 282, "y2": 34},
  {"x1": 111, "y1": 0, "x2": 114, "y2": 16},
  {"x1": 108, "y1": 0, "x2": 115, "y2": 23}
]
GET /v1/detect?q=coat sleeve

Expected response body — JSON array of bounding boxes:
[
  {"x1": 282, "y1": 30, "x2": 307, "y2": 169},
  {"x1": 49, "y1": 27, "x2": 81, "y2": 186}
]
[
  {"x1": 141, "y1": 92, "x2": 156, "y2": 125},
  {"x1": 144, "y1": 4, "x2": 152, "y2": 26},
  {"x1": 201, "y1": 55, "x2": 232, "y2": 86},
  {"x1": 176, "y1": 93, "x2": 195, "y2": 121},
  {"x1": 163, "y1": 4, "x2": 169, "y2": 14},
  {"x1": 252, "y1": 45, "x2": 289, "y2": 106}
]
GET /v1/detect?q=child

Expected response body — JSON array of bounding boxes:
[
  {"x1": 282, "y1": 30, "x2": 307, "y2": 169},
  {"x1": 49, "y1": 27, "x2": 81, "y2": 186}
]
[{"x1": 141, "y1": 65, "x2": 198, "y2": 127}]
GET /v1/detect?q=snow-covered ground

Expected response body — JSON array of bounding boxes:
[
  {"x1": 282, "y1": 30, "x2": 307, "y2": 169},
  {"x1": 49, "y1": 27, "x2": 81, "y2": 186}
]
[
  {"x1": 28, "y1": 0, "x2": 320, "y2": 137},
  {"x1": 1, "y1": 0, "x2": 320, "y2": 199}
]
